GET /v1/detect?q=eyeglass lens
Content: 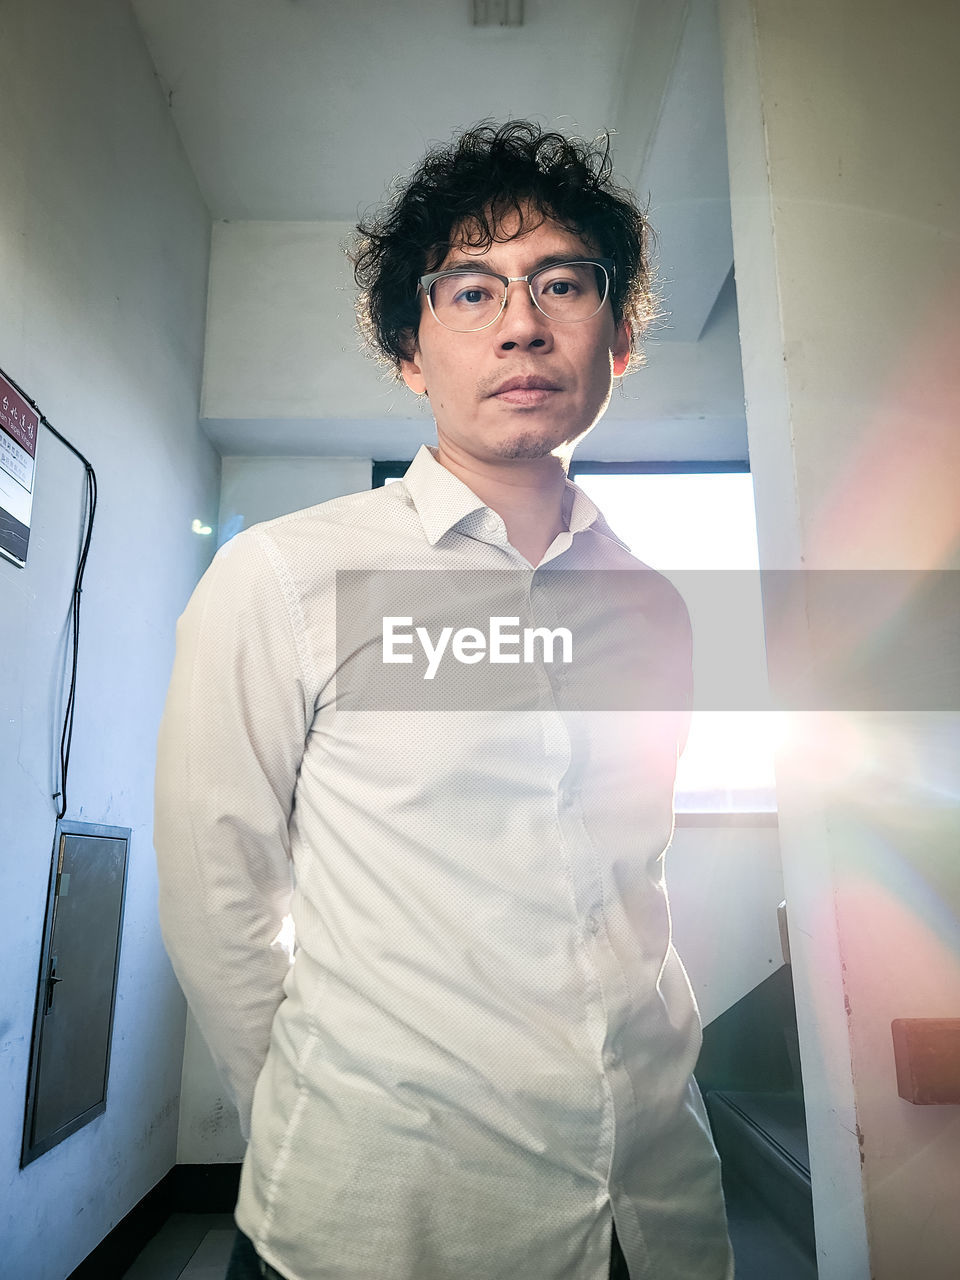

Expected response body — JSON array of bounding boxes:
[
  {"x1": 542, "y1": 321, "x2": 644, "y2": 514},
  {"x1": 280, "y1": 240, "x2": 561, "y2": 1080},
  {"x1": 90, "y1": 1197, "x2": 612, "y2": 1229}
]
[{"x1": 429, "y1": 262, "x2": 608, "y2": 331}]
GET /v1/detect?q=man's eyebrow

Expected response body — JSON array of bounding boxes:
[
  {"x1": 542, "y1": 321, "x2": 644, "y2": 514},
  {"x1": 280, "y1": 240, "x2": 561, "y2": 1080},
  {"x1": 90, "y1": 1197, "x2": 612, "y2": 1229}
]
[{"x1": 437, "y1": 252, "x2": 592, "y2": 275}]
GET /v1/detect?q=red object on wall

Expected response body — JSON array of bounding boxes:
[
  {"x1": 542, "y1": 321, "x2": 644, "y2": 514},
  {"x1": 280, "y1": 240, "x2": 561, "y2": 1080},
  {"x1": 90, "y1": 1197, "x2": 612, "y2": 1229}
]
[
  {"x1": 0, "y1": 371, "x2": 39, "y2": 566},
  {"x1": 892, "y1": 1019, "x2": 960, "y2": 1105}
]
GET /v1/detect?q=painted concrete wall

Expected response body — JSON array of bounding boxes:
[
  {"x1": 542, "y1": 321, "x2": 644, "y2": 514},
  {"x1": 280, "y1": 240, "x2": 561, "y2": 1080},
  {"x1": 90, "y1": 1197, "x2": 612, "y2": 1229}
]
[
  {"x1": 202, "y1": 221, "x2": 401, "y2": 425},
  {"x1": 720, "y1": 2, "x2": 960, "y2": 1277},
  {"x1": 218, "y1": 455, "x2": 372, "y2": 545},
  {"x1": 668, "y1": 823, "x2": 784, "y2": 1027},
  {"x1": 0, "y1": 1, "x2": 218, "y2": 1274}
]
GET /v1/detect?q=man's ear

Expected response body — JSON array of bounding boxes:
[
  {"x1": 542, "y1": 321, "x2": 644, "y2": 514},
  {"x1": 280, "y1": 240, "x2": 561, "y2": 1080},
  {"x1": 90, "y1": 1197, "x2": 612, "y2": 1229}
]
[
  {"x1": 399, "y1": 331, "x2": 427, "y2": 395},
  {"x1": 612, "y1": 321, "x2": 632, "y2": 378}
]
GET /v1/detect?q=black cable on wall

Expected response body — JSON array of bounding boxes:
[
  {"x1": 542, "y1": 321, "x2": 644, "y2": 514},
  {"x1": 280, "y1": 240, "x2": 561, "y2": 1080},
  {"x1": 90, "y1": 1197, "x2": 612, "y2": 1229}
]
[{"x1": 0, "y1": 364, "x2": 98, "y2": 820}]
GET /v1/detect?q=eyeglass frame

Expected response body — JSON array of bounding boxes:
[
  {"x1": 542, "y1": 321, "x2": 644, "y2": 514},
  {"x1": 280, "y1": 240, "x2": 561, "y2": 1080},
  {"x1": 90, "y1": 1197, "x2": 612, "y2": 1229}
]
[{"x1": 417, "y1": 257, "x2": 616, "y2": 333}]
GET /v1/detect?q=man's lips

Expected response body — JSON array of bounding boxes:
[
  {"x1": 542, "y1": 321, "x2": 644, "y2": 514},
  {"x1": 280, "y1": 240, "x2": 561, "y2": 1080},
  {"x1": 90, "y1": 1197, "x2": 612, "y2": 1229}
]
[{"x1": 488, "y1": 375, "x2": 562, "y2": 406}]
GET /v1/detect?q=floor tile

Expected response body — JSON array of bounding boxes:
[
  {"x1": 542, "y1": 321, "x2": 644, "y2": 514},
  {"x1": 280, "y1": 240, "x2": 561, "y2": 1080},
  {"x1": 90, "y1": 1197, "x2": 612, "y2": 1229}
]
[
  {"x1": 180, "y1": 1228, "x2": 236, "y2": 1279},
  {"x1": 123, "y1": 1214, "x2": 235, "y2": 1279}
]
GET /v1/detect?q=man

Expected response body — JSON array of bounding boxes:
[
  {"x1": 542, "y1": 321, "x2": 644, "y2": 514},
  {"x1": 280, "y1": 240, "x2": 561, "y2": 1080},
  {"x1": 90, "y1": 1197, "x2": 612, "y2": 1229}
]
[{"x1": 155, "y1": 120, "x2": 732, "y2": 1280}]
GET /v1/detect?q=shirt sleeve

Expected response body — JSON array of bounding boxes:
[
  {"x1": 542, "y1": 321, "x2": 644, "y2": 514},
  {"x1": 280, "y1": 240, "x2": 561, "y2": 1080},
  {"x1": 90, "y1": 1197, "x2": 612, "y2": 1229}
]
[{"x1": 154, "y1": 528, "x2": 311, "y2": 1139}]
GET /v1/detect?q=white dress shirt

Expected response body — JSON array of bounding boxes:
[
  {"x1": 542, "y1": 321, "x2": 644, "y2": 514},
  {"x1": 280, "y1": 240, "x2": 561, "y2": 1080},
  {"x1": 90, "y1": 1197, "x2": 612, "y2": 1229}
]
[{"x1": 155, "y1": 444, "x2": 732, "y2": 1280}]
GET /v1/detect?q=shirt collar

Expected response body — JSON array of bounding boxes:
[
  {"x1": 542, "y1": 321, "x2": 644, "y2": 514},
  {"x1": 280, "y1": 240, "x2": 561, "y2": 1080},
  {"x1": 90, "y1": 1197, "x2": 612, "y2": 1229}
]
[{"x1": 401, "y1": 443, "x2": 631, "y2": 553}]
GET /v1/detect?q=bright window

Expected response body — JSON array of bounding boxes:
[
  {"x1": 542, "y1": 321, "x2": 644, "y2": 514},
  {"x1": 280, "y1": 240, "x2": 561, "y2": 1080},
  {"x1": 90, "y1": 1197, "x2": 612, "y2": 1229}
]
[{"x1": 571, "y1": 469, "x2": 776, "y2": 815}]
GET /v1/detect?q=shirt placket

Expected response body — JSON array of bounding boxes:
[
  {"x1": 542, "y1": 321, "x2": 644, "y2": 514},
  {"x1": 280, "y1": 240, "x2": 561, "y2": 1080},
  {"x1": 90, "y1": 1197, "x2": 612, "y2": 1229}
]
[
  {"x1": 526, "y1": 564, "x2": 637, "y2": 1198},
  {"x1": 474, "y1": 511, "x2": 639, "y2": 1198}
]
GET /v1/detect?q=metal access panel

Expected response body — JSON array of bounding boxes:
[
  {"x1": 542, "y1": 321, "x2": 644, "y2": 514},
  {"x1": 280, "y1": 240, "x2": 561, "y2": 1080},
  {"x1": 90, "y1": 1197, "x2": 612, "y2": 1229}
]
[{"x1": 21, "y1": 820, "x2": 130, "y2": 1166}]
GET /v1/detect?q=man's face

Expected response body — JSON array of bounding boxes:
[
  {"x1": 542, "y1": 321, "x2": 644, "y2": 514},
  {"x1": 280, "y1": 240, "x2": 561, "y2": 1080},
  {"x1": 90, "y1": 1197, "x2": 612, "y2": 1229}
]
[{"x1": 399, "y1": 209, "x2": 631, "y2": 467}]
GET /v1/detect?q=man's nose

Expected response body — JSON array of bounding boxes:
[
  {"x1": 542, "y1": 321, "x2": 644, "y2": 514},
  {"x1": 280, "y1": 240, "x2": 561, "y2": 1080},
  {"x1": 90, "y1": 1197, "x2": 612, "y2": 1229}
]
[{"x1": 497, "y1": 281, "x2": 553, "y2": 351}]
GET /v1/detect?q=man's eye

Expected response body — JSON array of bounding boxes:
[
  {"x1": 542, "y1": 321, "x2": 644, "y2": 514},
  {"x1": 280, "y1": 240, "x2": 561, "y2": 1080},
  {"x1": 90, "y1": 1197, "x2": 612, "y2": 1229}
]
[
  {"x1": 545, "y1": 279, "x2": 579, "y2": 296},
  {"x1": 534, "y1": 262, "x2": 601, "y2": 302},
  {"x1": 452, "y1": 282, "x2": 496, "y2": 305}
]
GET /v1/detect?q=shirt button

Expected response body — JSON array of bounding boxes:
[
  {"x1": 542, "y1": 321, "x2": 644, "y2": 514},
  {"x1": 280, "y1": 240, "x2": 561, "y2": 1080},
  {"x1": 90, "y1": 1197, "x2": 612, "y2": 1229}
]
[
  {"x1": 586, "y1": 912, "x2": 601, "y2": 937},
  {"x1": 481, "y1": 511, "x2": 499, "y2": 533},
  {"x1": 605, "y1": 1046, "x2": 621, "y2": 1069}
]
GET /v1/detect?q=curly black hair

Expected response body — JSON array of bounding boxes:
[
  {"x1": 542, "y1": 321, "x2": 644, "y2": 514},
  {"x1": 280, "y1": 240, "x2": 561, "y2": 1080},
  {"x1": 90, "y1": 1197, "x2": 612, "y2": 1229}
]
[{"x1": 351, "y1": 120, "x2": 656, "y2": 375}]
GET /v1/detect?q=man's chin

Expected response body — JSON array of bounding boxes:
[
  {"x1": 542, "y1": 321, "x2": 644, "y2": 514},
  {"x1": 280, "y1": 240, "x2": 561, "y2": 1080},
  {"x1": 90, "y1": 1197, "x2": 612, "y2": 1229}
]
[
  {"x1": 493, "y1": 437, "x2": 557, "y2": 460},
  {"x1": 490, "y1": 424, "x2": 595, "y2": 461}
]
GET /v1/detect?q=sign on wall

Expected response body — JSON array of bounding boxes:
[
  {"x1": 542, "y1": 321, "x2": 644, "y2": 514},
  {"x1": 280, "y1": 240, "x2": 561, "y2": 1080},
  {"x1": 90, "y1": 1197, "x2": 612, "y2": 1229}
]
[{"x1": 0, "y1": 371, "x2": 38, "y2": 567}]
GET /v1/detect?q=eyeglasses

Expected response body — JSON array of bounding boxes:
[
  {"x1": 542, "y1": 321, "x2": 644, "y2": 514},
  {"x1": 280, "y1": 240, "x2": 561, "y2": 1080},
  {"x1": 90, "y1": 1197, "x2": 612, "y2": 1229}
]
[{"x1": 419, "y1": 258, "x2": 614, "y2": 333}]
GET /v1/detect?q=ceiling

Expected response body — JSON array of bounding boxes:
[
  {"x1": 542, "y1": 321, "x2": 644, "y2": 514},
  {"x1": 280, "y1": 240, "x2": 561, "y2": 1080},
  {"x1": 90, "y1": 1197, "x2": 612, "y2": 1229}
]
[{"x1": 129, "y1": 0, "x2": 747, "y2": 460}]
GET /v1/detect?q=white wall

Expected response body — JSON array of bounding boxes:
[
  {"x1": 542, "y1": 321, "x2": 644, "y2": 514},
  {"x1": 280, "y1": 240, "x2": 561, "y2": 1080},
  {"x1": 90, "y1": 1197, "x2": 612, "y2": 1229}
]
[
  {"x1": 218, "y1": 455, "x2": 372, "y2": 545},
  {"x1": 720, "y1": 2, "x2": 960, "y2": 1277},
  {"x1": 0, "y1": 1, "x2": 218, "y2": 1274},
  {"x1": 668, "y1": 823, "x2": 784, "y2": 1027}
]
